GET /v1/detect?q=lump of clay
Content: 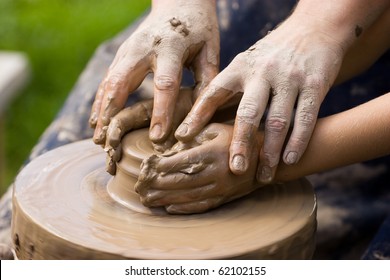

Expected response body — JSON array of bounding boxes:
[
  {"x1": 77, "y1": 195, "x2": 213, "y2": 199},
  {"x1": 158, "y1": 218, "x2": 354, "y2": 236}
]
[{"x1": 134, "y1": 123, "x2": 262, "y2": 214}]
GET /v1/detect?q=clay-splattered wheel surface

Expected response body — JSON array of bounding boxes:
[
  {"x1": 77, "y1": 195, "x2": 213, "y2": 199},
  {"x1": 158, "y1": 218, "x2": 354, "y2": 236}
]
[{"x1": 12, "y1": 129, "x2": 317, "y2": 259}]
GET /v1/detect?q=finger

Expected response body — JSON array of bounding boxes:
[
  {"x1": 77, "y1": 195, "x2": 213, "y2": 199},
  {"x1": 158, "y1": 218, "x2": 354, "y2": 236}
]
[
  {"x1": 152, "y1": 88, "x2": 194, "y2": 152},
  {"x1": 135, "y1": 141, "x2": 216, "y2": 194},
  {"x1": 257, "y1": 84, "x2": 298, "y2": 183},
  {"x1": 142, "y1": 171, "x2": 213, "y2": 191},
  {"x1": 175, "y1": 68, "x2": 240, "y2": 142},
  {"x1": 229, "y1": 80, "x2": 270, "y2": 174},
  {"x1": 106, "y1": 154, "x2": 116, "y2": 175},
  {"x1": 105, "y1": 143, "x2": 122, "y2": 175},
  {"x1": 192, "y1": 43, "x2": 219, "y2": 99},
  {"x1": 136, "y1": 149, "x2": 213, "y2": 191},
  {"x1": 89, "y1": 82, "x2": 105, "y2": 128},
  {"x1": 140, "y1": 183, "x2": 216, "y2": 207},
  {"x1": 165, "y1": 197, "x2": 224, "y2": 214},
  {"x1": 93, "y1": 54, "x2": 150, "y2": 144},
  {"x1": 106, "y1": 100, "x2": 153, "y2": 149},
  {"x1": 283, "y1": 80, "x2": 324, "y2": 165},
  {"x1": 135, "y1": 164, "x2": 211, "y2": 196},
  {"x1": 155, "y1": 137, "x2": 216, "y2": 175},
  {"x1": 149, "y1": 54, "x2": 183, "y2": 144}
]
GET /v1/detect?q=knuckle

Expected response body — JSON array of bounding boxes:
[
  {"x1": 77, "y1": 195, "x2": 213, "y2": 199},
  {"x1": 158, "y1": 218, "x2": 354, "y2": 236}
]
[
  {"x1": 231, "y1": 136, "x2": 251, "y2": 148},
  {"x1": 202, "y1": 83, "x2": 219, "y2": 98},
  {"x1": 273, "y1": 83, "x2": 290, "y2": 98},
  {"x1": 128, "y1": 31, "x2": 149, "y2": 47},
  {"x1": 103, "y1": 74, "x2": 126, "y2": 92},
  {"x1": 185, "y1": 112, "x2": 203, "y2": 127},
  {"x1": 232, "y1": 52, "x2": 247, "y2": 63},
  {"x1": 196, "y1": 83, "x2": 223, "y2": 106},
  {"x1": 297, "y1": 95, "x2": 319, "y2": 127},
  {"x1": 288, "y1": 136, "x2": 308, "y2": 150},
  {"x1": 237, "y1": 102, "x2": 260, "y2": 120},
  {"x1": 264, "y1": 59, "x2": 278, "y2": 73},
  {"x1": 303, "y1": 75, "x2": 324, "y2": 92},
  {"x1": 265, "y1": 115, "x2": 288, "y2": 133},
  {"x1": 231, "y1": 124, "x2": 256, "y2": 149},
  {"x1": 233, "y1": 122, "x2": 257, "y2": 143},
  {"x1": 155, "y1": 75, "x2": 178, "y2": 92},
  {"x1": 297, "y1": 110, "x2": 316, "y2": 127},
  {"x1": 262, "y1": 151, "x2": 280, "y2": 166},
  {"x1": 286, "y1": 67, "x2": 303, "y2": 82}
]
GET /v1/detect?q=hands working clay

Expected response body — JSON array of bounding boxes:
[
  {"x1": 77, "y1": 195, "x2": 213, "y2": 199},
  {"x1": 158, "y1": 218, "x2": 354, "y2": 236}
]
[
  {"x1": 104, "y1": 87, "x2": 390, "y2": 213},
  {"x1": 103, "y1": 86, "x2": 240, "y2": 174},
  {"x1": 104, "y1": 88, "x2": 194, "y2": 174},
  {"x1": 175, "y1": 0, "x2": 390, "y2": 184},
  {"x1": 90, "y1": 0, "x2": 390, "y2": 185},
  {"x1": 134, "y1": 123, "x2": 260, "y2": 214},
  {"x1": 90, "y1": 0, "x2": 219, "y2": 151}
]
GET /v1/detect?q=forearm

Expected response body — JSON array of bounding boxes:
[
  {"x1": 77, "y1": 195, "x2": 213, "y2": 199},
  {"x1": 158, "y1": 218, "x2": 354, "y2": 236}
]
[
  {"x1": 289, "y1": 0, "x2": 390, "y2": 52},
  {"x1": 336, "y1": 7, "x2": 390, "y2": 84},
  {"x1": 272, "y1": 92, "x2": 390, "y2": 181}
]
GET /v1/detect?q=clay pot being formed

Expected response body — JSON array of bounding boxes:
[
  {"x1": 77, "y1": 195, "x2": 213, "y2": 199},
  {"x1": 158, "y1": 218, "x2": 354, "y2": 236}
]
[{"x1": 12, "y1": 128, "x2": 317, "y2": 259}]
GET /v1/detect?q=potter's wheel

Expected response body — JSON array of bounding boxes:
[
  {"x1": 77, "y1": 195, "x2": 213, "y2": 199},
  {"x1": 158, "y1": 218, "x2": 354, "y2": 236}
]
[{"x1": 12, "y1": 129, "x2": 317, "y2": 259}]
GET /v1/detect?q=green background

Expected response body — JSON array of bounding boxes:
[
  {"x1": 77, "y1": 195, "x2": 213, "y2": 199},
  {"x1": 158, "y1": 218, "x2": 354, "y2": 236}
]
[{"x1": 0, "y1": 0, "x2": 150, "y2": 194}]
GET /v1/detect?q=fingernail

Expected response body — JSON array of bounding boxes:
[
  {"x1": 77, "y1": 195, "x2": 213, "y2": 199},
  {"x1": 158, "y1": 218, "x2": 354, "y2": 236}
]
[
  {"x1": 176, "y1": 123, "x2": 188, "y2": 137},
  {"x1": 285, "y1": 151, "x2": 298, "y2": 165},
  {"x1": 232, "y1": 154, "x2": 246, "y2": 172},
  {"x1": 258, "y1": 166, "x2": 272, "y2": 183},
  {"x1": 150, "y1": 123, "x2": 162, "y2": 140}
]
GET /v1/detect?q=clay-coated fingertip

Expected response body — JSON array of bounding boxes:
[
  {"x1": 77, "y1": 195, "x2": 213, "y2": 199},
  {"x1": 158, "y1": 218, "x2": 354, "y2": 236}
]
[
  {"x1": 149, "y1": 123, "x2": 164, "y2": 141},
  {"x1": 106, "y1": 163, "x2": 116, "y2": 175},
  {"x1": 175, "y1": 123, "x2": 194, "y2": 142},
  {"x1": 89, "y1": 113, "x2": 97, "y2": 128},
  {"x1": 284, "y1": 151, "x2": 298, "y2": 165},
  {"x1": 230, "y1": 154, "x2": 247, "y2": 175},
  {"x1": 93, "y1": 126, "x2": 108, "y2": 145},
  {"x1": 89, "y1": 120, "x2": 97, "y2": 129},
  {"x1": 93, "y1": 135, "x2": 104, "y2": 145},
  {"x1": 93, "y1": 136, "x2": 102, "y2": 145}
]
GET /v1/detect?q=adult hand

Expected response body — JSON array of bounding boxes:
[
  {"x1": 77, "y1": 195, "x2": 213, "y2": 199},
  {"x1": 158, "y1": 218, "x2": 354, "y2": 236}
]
[
  {"x1": 135, "y1": 123, "x2": 260, "y2": 214},
  {"x1": 104, "y1": 88, "x2": 194, "y2": 175},
  {"x1": 175, "y1": 15, "x2": 345, "y2": 184},
  {"x1": 90, "y1": 0, "x2": 219, "y2": 150}
]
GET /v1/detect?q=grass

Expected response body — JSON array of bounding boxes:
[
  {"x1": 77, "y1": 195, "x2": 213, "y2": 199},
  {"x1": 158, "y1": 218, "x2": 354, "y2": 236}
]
[{"x1": 0, "y1": 0, "x2": 150, "y2": 194}]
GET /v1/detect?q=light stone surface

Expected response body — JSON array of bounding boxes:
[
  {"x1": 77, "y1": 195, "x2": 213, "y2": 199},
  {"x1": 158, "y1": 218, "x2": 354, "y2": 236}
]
[{"x1": 0, "y1": 51, "x2": 30, "y2": 115}]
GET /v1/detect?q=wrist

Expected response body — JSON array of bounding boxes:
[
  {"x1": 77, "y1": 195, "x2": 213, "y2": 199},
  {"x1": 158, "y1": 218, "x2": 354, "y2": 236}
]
[
  {"x1": 281, "y1": 13, "x2": 349, "y2": 55},
  {"x1": 152, "y1": 0, "x2": 216, "y2": 11},
  {"x1": 288, "y1": 0, "x2": 390, "y2": 53},
  {"x1": 150, "y1": 0, "x2": 217, "y2": 26}
]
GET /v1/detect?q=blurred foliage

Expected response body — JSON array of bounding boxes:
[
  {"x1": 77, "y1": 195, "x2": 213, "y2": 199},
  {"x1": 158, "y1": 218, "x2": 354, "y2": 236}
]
[{"x1": 0, "y1": 0, "x2": 150, "y2": 194}]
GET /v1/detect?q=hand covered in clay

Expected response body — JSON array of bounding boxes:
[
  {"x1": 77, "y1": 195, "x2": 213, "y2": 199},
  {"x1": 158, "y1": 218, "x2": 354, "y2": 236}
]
[
  {"x1": 105, "y1": 88, "x2": 194, "y2": 175},
  {"x1": 175, "y1": 14, "x2": 344, "y2": 184},
  {"x1": 90, "y1": 0, "x2": 219, "y2": 149},
  {"x1": 135, "y1": 123, "x2": 260, "y2": 214}
]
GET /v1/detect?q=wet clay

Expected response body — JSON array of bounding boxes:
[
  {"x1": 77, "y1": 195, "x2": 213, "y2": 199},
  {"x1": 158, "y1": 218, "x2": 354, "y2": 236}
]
[{"x1": 12, "y1": 128, "x2": 316, "y2": 259}]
